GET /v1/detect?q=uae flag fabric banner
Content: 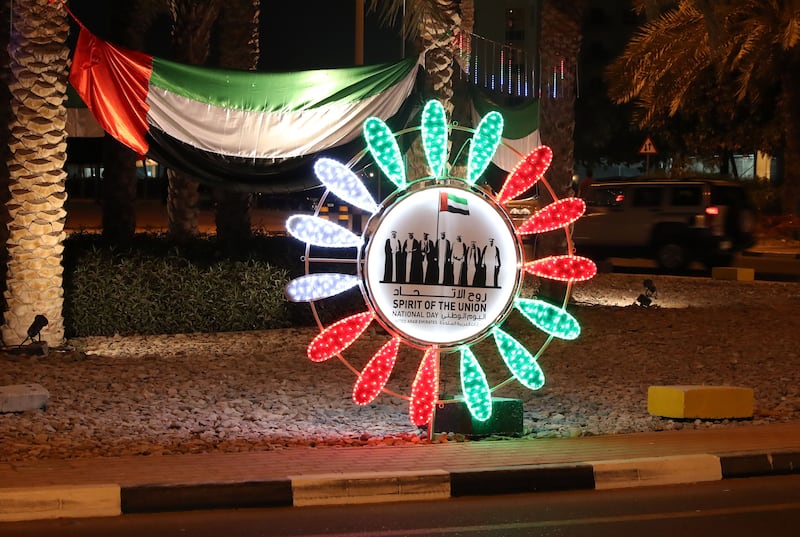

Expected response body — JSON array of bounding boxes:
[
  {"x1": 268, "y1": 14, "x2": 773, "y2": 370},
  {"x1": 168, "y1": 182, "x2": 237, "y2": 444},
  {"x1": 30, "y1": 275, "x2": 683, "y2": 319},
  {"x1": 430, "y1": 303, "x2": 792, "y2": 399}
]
[
  {"x1": 439, "y1": 192, "x2": 470, "y2": 215},
  {"x1": 69, "y1": 25, "x2": 421, "y2": 191},
  {"x1": 469, "y1": 85, "x2": 540, "y2": 173}
]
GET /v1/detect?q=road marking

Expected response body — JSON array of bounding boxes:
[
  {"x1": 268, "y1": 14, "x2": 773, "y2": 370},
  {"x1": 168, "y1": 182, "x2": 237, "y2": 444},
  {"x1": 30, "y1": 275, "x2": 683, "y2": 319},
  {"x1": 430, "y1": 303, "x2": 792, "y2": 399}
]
[{"x1": 272, "y1": 502, "x2": 800, "y2": 536}]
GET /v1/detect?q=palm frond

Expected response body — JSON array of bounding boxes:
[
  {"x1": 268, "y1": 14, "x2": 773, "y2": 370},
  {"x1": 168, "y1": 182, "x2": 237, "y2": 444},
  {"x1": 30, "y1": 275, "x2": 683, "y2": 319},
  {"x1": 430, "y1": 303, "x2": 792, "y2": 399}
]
[
  {"x1": 366, "y1": 0, "x2": 449, "y2": 42},
  {"x1": 607, "y1": 1, "x2": 707, "y2": 109}
]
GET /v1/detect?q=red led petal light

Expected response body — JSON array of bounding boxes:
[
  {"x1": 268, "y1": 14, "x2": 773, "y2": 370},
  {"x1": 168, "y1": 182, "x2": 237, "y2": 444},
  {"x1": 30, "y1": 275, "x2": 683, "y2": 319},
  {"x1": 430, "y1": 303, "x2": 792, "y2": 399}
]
[
  {"x1": 307, "y1": 311, "x2": 374, "y2": 362},
  {"x1": 496, "y1": 146, "x2": 553, "y2": 205},
  {"x1": 409, "y1": 347, "x2": 440, "y2": 426},
  {"x1": 523, "y1": 255, "x2": 597, "y2": 282},
  {"x1": 518, "y1": 198, "x2": 586, "y2": 235},
  {"x1": 353, "y1": 338, "x2": 400, "y2": 405}
]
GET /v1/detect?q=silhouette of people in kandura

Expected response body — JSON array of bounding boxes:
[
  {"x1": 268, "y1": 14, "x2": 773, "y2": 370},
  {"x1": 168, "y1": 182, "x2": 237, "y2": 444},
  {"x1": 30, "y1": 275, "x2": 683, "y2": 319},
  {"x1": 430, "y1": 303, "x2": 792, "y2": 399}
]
[
  {"x1": 421, "y1": 232, "x2": 437, "y2": 284},
  {"x1": 453, "y1": 235, "x2": 467, "y2": 285},
  {"x1": 382, "y1": 230, "x2": 403, "y2": 283},
  {"x1": 466, "y1": 240, "x2": 482, "y2": 287},
  {"x1": 383, "y1": 231, "x2": 498, "y2": 288},
  {"x1": 403, "y1": 232, "x2": 424, "y2": 284},
  {"x1": 482, "y1": 237, "x2": 501, "y2": 287},
  {"x1": 437, "y1": 231, "x2": 453, "y2": 285}
]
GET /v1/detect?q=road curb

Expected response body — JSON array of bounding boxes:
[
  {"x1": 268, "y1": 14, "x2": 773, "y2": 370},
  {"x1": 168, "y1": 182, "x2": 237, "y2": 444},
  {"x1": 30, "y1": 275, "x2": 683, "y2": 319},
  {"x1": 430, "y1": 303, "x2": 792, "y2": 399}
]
[
  {"x1": 0, "y1": 484, "x2": 120, "y2": 523},
  {"x1": 290, "y1": 470, "x2": 450, "y2": 507},
  {"x1": 741, "y1": 250, "x2": 800, "y2": 259},
  {"x1": 719, "y1": 450, "x2": 800, "y2": 478},
  {"x1": 121, "y1": 480, "x2": 293, "y2": 513},
  {"x1": 3, "y1": 451, "x2": 800, "y2": 523},
  {"x1": 591, "y1": 454, "x2": 722, "y2": 490},
  {"x1": 450, "y1": 463, "x2": 595, "y2": 496}
]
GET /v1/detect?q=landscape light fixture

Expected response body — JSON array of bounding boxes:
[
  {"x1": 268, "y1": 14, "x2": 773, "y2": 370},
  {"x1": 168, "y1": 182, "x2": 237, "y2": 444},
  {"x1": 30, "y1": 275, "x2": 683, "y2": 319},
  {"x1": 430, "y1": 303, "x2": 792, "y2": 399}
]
[
  {"x1": 22, "y1": 314, "x2": 48, "y2": 345},
  {"x1": 635, "y1": 279, "x2": 657, "y2": 308}
]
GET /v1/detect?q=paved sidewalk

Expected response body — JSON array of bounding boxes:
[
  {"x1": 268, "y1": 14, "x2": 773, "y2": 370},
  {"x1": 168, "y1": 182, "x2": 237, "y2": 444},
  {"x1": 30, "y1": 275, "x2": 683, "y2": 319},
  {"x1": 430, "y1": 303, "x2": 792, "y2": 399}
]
[{"x1": 2, "y1": 422, "x2": 800, "y2": 522}]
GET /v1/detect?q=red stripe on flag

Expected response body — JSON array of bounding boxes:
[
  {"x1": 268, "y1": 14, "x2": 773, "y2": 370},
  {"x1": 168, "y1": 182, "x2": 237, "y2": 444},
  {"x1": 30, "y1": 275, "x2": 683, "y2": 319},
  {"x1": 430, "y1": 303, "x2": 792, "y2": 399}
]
[
  {"x1": 69, "y1": 28, "x2": 153, "y2": 155},
  {"x1": 439, "y1": 191, "x2": 448, "y2": 212}
]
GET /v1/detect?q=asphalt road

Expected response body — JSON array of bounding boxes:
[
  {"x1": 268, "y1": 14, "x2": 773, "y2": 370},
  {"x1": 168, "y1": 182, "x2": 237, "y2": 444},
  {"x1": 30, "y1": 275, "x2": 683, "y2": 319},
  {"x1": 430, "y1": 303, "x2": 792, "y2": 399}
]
[{"x1": 3, "y1": 474, "x2": 800, "y2": 537}]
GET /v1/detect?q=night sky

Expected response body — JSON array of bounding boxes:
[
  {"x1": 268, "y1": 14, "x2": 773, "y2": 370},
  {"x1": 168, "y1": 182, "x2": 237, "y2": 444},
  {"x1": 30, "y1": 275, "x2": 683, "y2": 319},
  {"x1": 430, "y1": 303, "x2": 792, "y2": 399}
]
[{"x1": 67, "y1": 0, "x2": 404, "y2": 71}]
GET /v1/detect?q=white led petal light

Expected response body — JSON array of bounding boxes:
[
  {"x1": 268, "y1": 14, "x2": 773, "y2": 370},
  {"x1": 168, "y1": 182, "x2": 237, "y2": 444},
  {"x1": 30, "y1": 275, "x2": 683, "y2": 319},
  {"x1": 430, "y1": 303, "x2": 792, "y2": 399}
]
[
  {"x1": 286, "y1": 215, "x2": 363, "y2": 248},
  {"x1": 314, "y1": 158, "x2": 379, "y2": 214},
  {"x1": 285, "y1": 273, "x2": 360, "y2": 302}
]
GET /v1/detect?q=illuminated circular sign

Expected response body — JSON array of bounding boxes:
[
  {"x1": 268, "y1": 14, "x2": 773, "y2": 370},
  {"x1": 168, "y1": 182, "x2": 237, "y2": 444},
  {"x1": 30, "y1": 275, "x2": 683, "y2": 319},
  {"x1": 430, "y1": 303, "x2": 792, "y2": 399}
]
[
  {"x1": 361, "y1": 183, "x2": 522, "y2": 348},
  {"x1": 284, "y1": 98, "x2": 593, "y2": 428}
]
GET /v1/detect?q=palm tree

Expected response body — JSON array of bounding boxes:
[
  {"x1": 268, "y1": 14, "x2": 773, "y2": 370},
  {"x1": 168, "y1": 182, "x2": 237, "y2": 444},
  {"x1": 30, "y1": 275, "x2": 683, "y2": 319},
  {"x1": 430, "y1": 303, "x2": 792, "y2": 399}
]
[
  {"x1": 0, "y1": 0, "x2": 13, "y2": 253},
  {"x1": 369, "y1": 1, "x2": 458, "y2": 109},
  {"x1": 213, "y1": 0, "x2": 259, "y2": 251},
  {"x1": 2, "y1": 0, "x2": 71, "y2": 345},
  {"x1": 368, "y1": 0, "x2": 461, "y2": 180},
  {"x1": 101, "y1": 0, "x2": 166, "y2": 245},
  {"x1": 538, "y1": 0, "x2": 585, "y2": 196},
  {"x1": 166, "y1": 0, "x2": 221, "y2": 243},
  {"x1": 608, "y1": 0, "x2": 800, "y2": 215},
  {"x1": 535, "y1": 1, "x2": 585, "y2": 301}
]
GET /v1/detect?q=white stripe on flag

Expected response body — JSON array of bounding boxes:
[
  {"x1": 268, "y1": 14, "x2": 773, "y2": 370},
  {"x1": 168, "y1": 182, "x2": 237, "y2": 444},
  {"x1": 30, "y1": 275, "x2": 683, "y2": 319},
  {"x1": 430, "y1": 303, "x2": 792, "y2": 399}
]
[{"x1": 146, "y1": 59, "x2": 420, "y2": 159}]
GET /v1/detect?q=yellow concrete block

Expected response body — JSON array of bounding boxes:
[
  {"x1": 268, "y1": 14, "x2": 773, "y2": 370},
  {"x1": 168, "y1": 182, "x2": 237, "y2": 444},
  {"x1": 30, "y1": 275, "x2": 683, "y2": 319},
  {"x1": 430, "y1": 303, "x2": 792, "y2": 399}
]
[
  {"x1": 647, "y1": 385, "x2": 754, "y2": 419},
  {"x1": 711, "y1": 267, "x2": 754, "y2": 281}
]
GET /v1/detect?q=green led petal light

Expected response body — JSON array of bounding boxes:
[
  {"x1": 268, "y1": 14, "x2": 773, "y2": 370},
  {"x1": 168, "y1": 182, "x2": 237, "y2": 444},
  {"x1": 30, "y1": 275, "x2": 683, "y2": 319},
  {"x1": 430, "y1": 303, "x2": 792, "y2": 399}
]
[
  {"x1": 460, "y1": 347, "x2": 492, "y2": 421},
  {"x1": 466, "y1": 111, "x2": 503, "y2": 185},
  {"x1": 492, "y1": 328, "x2": 545, "y2": 390},
  {"x1": 421, "y1": 100, "x2": 448, "y2": 178},
  {"x1": 515, "y1": 298, "x2": 581, "y2": 340},
  {"x1": 363, "y1": 117, "x2": 406, "y2": 190}
]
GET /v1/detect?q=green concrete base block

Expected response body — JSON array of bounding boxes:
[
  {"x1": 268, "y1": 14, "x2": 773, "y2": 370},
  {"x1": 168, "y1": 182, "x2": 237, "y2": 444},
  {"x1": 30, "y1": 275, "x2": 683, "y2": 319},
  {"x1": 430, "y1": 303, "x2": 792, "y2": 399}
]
[
  {"x1": 711, "y1": 267, "x2": 755, "y2": 281},
  {"x1": 433, "y1": 397, "x2": 523, "y2": 437},
  {"x1": 648, "y1": 385, "x2": 754, "y2": 419},
  {"x1": 0, "y1": 383, "x2": 49, "y2": 413}
]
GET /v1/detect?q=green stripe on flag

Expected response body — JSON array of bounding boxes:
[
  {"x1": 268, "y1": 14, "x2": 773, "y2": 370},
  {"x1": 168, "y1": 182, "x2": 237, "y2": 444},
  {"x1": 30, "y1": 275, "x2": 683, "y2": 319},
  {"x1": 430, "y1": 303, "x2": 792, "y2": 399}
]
[{"x1": 150, "y1": 56, "x2": 420, "y2": 112}]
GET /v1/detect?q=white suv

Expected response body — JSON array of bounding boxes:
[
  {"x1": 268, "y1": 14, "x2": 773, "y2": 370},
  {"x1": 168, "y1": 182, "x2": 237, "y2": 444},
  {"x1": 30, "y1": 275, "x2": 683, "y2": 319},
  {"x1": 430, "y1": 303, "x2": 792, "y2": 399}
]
[{"x1": 572, "y1": 178, "x2": 756, "y2": 271}]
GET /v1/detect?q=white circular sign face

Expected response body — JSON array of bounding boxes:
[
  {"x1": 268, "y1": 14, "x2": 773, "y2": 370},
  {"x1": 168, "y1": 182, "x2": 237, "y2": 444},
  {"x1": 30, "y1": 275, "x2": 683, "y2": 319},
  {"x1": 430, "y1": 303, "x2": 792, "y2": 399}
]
[{"x1": 362, "y1": 185, "x2": 521, "y2": 348}]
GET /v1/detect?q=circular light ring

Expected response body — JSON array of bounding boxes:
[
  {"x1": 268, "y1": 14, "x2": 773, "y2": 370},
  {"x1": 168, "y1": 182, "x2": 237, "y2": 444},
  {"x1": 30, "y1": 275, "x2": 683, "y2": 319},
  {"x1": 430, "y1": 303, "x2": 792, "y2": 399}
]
[
  {"x1": 294, "y1": 103, "x2": 590, "y2": 427},
  {"x1": 358, "y1": 180, "x2": 524, "y2": 351}
]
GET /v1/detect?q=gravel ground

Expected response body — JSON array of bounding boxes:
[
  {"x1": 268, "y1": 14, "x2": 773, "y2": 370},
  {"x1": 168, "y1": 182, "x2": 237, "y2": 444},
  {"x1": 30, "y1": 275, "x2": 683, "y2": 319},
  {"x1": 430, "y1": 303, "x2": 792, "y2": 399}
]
[{"x1": 2, "y1": 273, "x2": 799, "y2": 462}]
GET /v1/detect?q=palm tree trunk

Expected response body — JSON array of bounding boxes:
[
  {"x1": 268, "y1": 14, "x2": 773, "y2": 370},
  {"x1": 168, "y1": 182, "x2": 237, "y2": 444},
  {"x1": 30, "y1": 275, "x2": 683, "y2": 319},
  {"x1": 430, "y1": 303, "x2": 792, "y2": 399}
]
[
  {"x1": 539, "y1": 0, "x2": 583, "y2": 195},
  {"x1": 419, "y1": 1, "x2": 460, "y2": 117},
  {"x1": 101, "y1": 135, "x2": 138, "y2": 243},
  {"x1": 166, "y1": 0, "x2": 221, "y2": 243},
  {"x1": 537, "y1": 0, "x2": 584, "y2": 302},
  {"x1": 404, "y1": 0, "x2": 462, "y2": 181},
  {"x1": 780, "y1": 51, "x2": 800, "y2": 217},
  {"x1": 0, "y1": 0, "x2": 12, "y2": 262},
  {"x1": 101, "y1": 1, "x2": 165, "y2": 244},
  {"x1": 2, "y1": 0, "x2": 70, "y2": 345},
  {"x1": 213, "y1": 0, "x2": 259, "y2": 250}
]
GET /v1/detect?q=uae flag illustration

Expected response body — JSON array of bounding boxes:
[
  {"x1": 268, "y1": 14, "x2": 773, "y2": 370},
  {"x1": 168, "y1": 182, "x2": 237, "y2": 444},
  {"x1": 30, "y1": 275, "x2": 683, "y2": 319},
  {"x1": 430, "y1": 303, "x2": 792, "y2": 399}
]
[
  {"x1": 68, "y1": 25, "x2": 420, "y2": 189},
  {"x1": 439, "y1": 192, "x2": 470, "y2": 215}
]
